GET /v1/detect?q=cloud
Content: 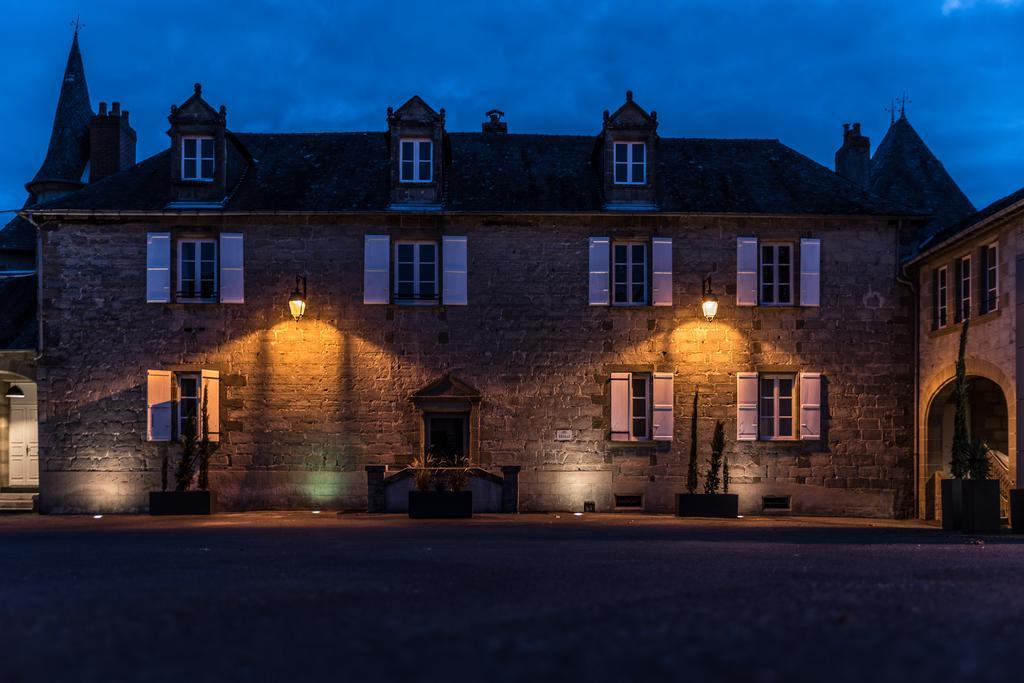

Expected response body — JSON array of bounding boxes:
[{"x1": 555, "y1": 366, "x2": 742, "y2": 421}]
[{"x1": 942, "y1": 0, "x2": 1020, "y2": 14}]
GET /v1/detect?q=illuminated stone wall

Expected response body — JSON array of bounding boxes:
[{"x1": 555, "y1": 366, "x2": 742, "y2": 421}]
[
  {"x1": 37, "y1": 213, "x2": 914, "y2": 515},
  {"x1": 915, "y1": 215, "x2": 1019, "y2": 520}
]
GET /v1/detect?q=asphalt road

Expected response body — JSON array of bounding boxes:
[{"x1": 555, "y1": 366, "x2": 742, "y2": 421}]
[{"x1": 0, "y1": 513, "x2": 1021, "y2": 683}]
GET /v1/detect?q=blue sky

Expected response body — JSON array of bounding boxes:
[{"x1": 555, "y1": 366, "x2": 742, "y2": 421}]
[{"x1": 2, "y1": 0, "x2": 1022, "y2": 210}]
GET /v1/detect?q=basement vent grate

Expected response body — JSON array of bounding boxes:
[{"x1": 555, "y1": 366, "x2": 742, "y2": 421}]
[
  {"x1": 762, "y1": 495, "x2": 792, "y2": 511},
  {"x1": 615, "y1": 495, "x2": 643, "y2": 509}
]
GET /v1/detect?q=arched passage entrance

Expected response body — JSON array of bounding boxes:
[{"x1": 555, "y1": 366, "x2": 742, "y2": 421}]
[{"x1": 924, "y1": 375, "x2": 1011, "y2": 520}]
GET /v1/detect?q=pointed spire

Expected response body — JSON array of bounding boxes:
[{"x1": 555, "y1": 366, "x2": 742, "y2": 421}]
[{"x1": 26, "y1": 28, "x2": 94, "y2": 202}]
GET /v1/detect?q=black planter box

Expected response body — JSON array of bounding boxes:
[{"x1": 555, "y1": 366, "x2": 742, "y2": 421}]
[
  {"x1": 941, "y1": 479, "x2": 1000, "y2": 534},
  {"x1": 676, "y1": 493, "x2": 739, "y2": 518},
  {"x1": 149, "y1": 491, "x2": 217, "y2": 516},
  {"x1": 1011, "y1": 490, "x2": 1024, "y2": 534},
  {"x1": 409, "y1": 490, "x2": 473, "y2": 519}
]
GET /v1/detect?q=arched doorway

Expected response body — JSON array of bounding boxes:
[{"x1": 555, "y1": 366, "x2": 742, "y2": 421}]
[{"x1": 924, "y1": 375, "x2": 1010, "y2": 520}]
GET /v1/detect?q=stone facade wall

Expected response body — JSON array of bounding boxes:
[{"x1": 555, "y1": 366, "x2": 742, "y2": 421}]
[
  {"x1": 915, "y1": 215, "x2": 1020, "y2": 519},
  {"x1": 37, "y1": 213, "x2": 914, "y2": 516}
]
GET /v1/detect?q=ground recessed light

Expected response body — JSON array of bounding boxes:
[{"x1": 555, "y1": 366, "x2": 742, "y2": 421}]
[
  {"x1": 93, "y1": 514, "x2": 103, "y2": 519},
  {"x1": 312, "y1": 510, "x2": 321, "y2": 514},
  {"x1": 573, "y1": 512, "x2": 583, "y2": 517}
]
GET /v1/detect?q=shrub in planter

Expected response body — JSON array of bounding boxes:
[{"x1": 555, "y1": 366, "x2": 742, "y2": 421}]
[
  {"x1": 150, "y1": 395, "x2": 218, "y2": 516},
  {"x1": 940, "y1": 321, "x2": 1001, "y2": 533},
  {"x1": 678, "y1": 420, "x2": 739, "y2": 518},
  {"x1": 408, "y1": 450, "x2": 473, "y2": 519}
]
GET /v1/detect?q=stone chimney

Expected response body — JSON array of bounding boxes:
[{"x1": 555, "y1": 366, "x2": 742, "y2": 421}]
[
  {"x1": 834, "y1": 122, "x2": 870, "y2": 189},
  {"x1": 482, "y1": 109, "x2": 507, "y2": 134},
  {"x1": 88, "y1": 101, "x2": 137, "y2": 183}
]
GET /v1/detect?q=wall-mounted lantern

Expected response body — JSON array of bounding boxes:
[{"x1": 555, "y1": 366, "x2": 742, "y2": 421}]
[
  {"x1": 701, "y1": 275, "x2": 719, "y2": 322},
  {"x1": 5, "y1": 384, "x2": 25, "y2": 399},
  {"x1": 288, "y1": 275, "x2": 307, "y2": 321}
]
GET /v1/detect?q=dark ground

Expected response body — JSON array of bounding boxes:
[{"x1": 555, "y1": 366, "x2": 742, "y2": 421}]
[{"x1": 1, "y1": 513, "x2": 1022, "y2": 683}]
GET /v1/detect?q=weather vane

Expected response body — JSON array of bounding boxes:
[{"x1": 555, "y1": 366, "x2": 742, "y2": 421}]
[
  {"x1": 884, "y1": 99, "x2": 897, "y2": 125},
  {"x1": 899, "y1": 91, "x2": 912, "y2": 119},
  {"x1": 70, "y1": 13, "x2": 85, "y2": 35}
]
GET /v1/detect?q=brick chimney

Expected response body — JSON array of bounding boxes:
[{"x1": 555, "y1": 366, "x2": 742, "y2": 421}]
[
  {"x1": 834, "y1": 122, "x2": 870, "y2": 190},
  {"x1": 88, "y1": 101, "x2": 136, "y2": 183},
  {"x1": 482, "y1": 109, "x2": 507, "y2": 134}
]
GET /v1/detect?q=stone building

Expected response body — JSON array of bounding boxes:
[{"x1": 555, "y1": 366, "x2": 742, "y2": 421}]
[{"x1": 5, "y1": 31, "x2": 999, "y2": 519}]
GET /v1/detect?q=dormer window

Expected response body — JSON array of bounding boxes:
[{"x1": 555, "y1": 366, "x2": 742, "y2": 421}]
[
  {"x1": 182, "y1": 135, "x2": 215, "y2": 181},
  {"x1": 400, "y1": 138, "x2": 432, "y2": 183},
  {"x1": 614, "y1": 142, "x2": 646, "y2": 185}
]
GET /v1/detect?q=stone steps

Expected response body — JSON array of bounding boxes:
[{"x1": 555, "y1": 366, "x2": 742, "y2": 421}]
[{"x1": 0, "y1": 493, "x2": 37, "y2": 512}]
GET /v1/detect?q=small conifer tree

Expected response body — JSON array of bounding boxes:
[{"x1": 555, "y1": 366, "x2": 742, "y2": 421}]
[
  {"x1": 704, "y1": 420, "x2": 726, "y2": 494},
  {"x1": 686, "y1": 390, "x2": 699, "y2": 494},
  {"x1": 951, "y1": 320, "x2": 971, "y2": 479}
]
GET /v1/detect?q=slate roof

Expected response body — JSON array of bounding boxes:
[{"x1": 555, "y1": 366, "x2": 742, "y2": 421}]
[
  {"x1": 0, "y1": 216, "x2": 35, "y2": 253},
  {"x1": 34, "y1": 131, "x2": 908, "y2": 216},
  {"x1": 29, "y1": 31, "x2": 93, "y2": 190},
  {"x1": 0, "y1": 275, "x2": 37, "y2": 350},
  {"x1": 870, "y1": 115, "x2": 974, "y2": 237},
  {"x1": 908, "y1": 185, "x2": 1024, "y2": 264}
]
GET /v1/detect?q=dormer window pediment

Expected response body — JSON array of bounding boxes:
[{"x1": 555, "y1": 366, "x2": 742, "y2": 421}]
[
  {"x1": 601, "y1": 91, "x2": 658, "y2": 209},
  {"x1": 388, "y1": 96, "x2": 445, "y2": 208}
]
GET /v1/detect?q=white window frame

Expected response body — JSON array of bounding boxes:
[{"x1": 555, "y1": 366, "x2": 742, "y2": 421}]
[
  {"x1": 612, "y1": 241, "x2": 648, "y2": 306},
  {"x1": 759, "y1": 242, "x2": 794, "y2": 306},
  {"x1": 613, "y1": 142, "x2": 646, "y2": 185},
  {"x1": 628, "y1": 373, "x2": 652, "y2": 441},
  {"x1": 177, "y1": 238, "x2": 218, "y2": 303},
  {"x1": 758, "y1": 374, "x2": 797, "y2": 441},
  {"x1": 958, "y1": 255, "x2": 971, "y2": 322},
  {"x1": 937, "y1": 265, "x2": 948, "y2": 328},
  {"x1": 985, "y1": 242, "x2": 998, "y2": 313},
  {"x1": 393, "y1": 240, "x2": 439, "y2": 304},
  {"x1": 181, "y1": 135, "x2": 215, "y2": 181},
  {"x1": 176, "y1": 372, "x2": 200, "y2": 441},
  {"x1": 399, "y1": 138, "x2": 433, "y2": 183}
]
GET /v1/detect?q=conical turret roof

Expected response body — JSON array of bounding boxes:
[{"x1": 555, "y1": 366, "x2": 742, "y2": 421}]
[{"x1": 28, "y1": 30, "x2": 93, "y2": 189}]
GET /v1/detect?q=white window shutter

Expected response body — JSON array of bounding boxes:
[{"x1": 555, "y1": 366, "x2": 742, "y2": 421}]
[
  {"x1": 651, "y1": 237, "x2": 673, "y2": 306},
  {"x1": 652, "y1": 372, "x2": 674, "y2": 441},
  {"x1": 736, "y1": 237, "x2": 758, "y2": 307},
  {"x1": 201, "y1": 370, "x2": 221, "y2": 443},
  {"x1": 442, "y1": 236, "x2": 468, "y2": 305},
  {"x1": 219, "y1": 233, "x2": 244, "y2": 304},
  {"x1": 589, "y1": 237, "x2": 610, "y2": 306},
  {"x1": 147, "y1": 370, "x2": 172, "y2": 442},
  {"x1": 146, "y1": 232, "x2": 171, "y2": 303},
  {"x1": 610, "y1": 372, "x2": 630, "y2": 441},
  {"x1": 799, "y1": 372, "x2": 822, "y2": 441},
  {"x1": 800, "y1": 238, "x2": 821, "y2": 307},
  {"x1": 736, "y1": 372, "x2": 758, "y2": 441},
  {"x1": 364, "y1": 235, "x2": 390, "y2": 304}
]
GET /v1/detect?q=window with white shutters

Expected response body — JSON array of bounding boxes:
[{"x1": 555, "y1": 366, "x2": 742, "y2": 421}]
[
  {"x1": 147, "y1": 370, "x2": 221, "y2": 442},
  {"x1": 610, "y1": 371, "x2": 669, "y2": 442}
]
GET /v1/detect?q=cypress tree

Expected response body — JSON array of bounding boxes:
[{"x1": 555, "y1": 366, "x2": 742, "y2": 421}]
[
  {"x1": 950, "y1": 320, "x2": 971, "y2": 479},
  {"x1": 686, "y1": 389, "x2": 699, "y2": 494}
]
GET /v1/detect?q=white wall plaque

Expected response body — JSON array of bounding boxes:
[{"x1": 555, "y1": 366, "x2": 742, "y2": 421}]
[{"x1": 555, "y1": 429, "x2": 573, "y2": 441}]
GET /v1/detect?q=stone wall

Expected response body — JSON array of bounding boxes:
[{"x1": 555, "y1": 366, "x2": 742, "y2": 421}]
[
  {"x1": 37, "y1": 213, "x2": 914, "y2": 516},
  {"x1": 915, "y1": 214, "x2": 1020, "y2": 519}
]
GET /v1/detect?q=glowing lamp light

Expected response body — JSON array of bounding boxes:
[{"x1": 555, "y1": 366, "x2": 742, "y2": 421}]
[
  {"x1": 93, "y1": 515, "x2": 103, "y2": 519},
  {"x1": 5, "y1": 384, "x2": 25, "y2": 399},
  {"x1": 701, "y1": 275, "x2": 719, "y2": 322},
  {"x1": 288, "y1": 275, "x2": 308, "y2": 321}
]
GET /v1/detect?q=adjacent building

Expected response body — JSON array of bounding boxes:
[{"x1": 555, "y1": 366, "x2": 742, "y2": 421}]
[{"x1": 4, "y1": 31, "x2": 1010, "y2": 521}]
